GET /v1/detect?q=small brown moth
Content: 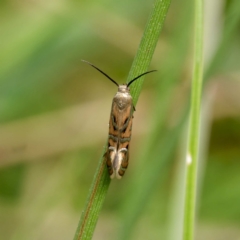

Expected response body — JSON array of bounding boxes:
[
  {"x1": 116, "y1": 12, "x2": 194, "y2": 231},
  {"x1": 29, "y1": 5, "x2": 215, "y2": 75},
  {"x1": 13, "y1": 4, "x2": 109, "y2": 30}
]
[{"x1": 83, "y1": 60, "x2": 156, "y2": 179}]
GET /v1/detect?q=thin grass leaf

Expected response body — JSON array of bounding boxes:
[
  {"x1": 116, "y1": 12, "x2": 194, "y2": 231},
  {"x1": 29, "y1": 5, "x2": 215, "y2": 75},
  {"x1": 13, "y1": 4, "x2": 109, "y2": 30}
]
[
  {"x1": 127, "y1": 0, "x2": 172, "y2": 104},
  {"x1": 73, "y1": 150, "x2": 110, "y2": 240},
  {"x1": 183, "y1": 0, "x2": 204, "y2": 239},
  {"x1": 168, "y1": 1, "x2": 240, "y2": 239},
  {"x1": 73, "y1": 0, "x2": 171, "y2": 239}
]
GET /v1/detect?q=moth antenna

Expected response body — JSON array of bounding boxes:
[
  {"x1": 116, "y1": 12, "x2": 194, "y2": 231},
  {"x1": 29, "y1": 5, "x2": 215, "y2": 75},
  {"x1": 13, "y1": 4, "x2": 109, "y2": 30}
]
[
  {"x1": 82, "y1": 60, "x2": 119, "y2": 87},
  {"x1": 127, "y1": 70, "x2": 157, "y2": 87}
]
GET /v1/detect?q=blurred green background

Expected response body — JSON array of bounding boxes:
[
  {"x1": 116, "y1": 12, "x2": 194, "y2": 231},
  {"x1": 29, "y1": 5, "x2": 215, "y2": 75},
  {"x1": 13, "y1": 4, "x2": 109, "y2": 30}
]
[{"x1": 0, "y1": 0, "x2": 240, "y2": 239}]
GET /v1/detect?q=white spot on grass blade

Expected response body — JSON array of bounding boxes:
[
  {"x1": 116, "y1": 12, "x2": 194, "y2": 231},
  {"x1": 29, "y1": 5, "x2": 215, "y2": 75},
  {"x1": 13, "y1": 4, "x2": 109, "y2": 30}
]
[{"x1": 187, "y1": 153, "x2": 192, "y2": 165}]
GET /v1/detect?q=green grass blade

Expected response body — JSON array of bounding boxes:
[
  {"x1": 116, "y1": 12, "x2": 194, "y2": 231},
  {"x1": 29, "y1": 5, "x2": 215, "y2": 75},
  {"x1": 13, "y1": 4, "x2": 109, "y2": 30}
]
[
  {"x1": 73, "y1": 150, "x2": 110, "y2": 240},
  {"x1": 127, "y1": 0, "x2": 171, "y2": 104},
  {"x1": 183, "y1": 0, "x2": 204, "y2": 239},
  {"x1": 73, "y1": 0, "x2": 171, "y2": 239}
]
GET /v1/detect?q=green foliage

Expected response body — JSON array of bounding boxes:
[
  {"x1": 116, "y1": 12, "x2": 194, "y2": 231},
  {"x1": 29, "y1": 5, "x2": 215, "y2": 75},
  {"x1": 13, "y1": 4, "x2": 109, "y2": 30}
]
[
  {"x1": 0, "y1": 0, "x2": 240, "y2": 240},
  {"x1": 183, "y1": 0, "x2": 204, "y2": 239},
  {"x1": 74, "y1": 0, "x2": 171, "y2": 239}
]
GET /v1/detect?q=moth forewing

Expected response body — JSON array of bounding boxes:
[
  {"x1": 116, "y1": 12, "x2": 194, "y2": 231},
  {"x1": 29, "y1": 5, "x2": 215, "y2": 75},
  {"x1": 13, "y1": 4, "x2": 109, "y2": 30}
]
[{"x1": 106, "y1": 85, "x2": 134, "y2": 179}]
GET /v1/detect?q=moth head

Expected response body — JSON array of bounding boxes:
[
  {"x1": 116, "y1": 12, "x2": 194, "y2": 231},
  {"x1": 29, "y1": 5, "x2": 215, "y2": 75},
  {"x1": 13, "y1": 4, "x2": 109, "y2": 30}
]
[
  {"x1": 82, "y1": 60, "x2": 157, "y2": 90},
  {"x1": 118, "y1": 84, "x2": 130, "y2": 93}
]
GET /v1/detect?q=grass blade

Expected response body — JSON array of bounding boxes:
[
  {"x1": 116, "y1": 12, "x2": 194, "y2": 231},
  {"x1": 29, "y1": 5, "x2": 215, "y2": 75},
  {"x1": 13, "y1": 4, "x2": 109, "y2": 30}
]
[
  {"x1": 74, "y1": 0, "x2": 171, "y2": 239},
  {"x1": 127, "y1": 0, "x2": 171, "y2": 103},
  {"x1": 183, "y1": 0, "x2": 204, "y2": 239}
]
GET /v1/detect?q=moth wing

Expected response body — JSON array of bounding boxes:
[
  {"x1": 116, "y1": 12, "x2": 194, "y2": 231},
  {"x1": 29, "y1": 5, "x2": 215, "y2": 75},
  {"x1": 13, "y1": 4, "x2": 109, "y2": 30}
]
[
  {"x1": 105, "y1": 147, "x2": 117, "y2": 179},
  {"x1": 116, "y1": 148, "x2": 129, "y2": 179}
]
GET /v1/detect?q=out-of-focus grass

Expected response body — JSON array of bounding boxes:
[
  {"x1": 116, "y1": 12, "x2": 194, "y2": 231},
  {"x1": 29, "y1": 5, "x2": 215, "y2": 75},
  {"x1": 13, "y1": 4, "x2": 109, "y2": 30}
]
[
  {"x1": 0, "y1": 0, "x2": 240, "y2": 240},
  {"x1": 183, "y1": 0, "x2": 204, "y2": 239}
]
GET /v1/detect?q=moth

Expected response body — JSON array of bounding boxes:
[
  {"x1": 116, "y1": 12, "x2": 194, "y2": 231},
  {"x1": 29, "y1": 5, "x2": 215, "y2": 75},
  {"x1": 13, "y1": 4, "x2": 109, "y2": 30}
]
[{"x1": 83, "y1": 60, "x2": 156, "y2": 179}]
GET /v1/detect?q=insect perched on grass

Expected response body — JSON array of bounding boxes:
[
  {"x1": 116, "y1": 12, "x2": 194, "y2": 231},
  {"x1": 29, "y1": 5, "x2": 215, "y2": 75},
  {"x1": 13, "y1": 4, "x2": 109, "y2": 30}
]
[{"x1": 82, "y1": 60, "x2": 156, "y2": 179}]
